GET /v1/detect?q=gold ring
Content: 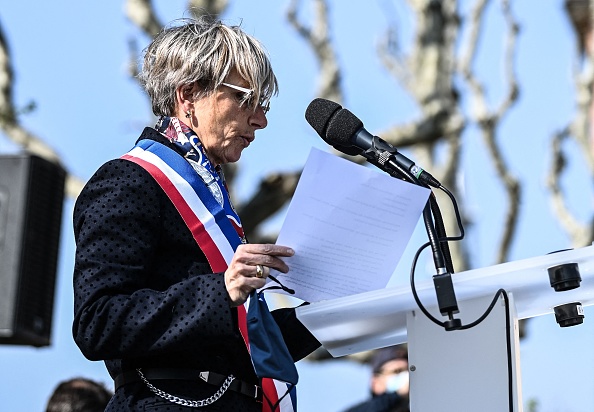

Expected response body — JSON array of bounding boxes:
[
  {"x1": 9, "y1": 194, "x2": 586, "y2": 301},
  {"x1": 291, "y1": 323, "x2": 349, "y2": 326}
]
[{"x1": 256, "y1": 264, "x2": 264, "y2": 278}]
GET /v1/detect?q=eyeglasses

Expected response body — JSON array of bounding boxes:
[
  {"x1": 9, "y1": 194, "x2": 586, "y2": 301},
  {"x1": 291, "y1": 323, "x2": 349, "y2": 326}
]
[{"x1": 221, "y1": 82, "x2": 270, "y2": 114}]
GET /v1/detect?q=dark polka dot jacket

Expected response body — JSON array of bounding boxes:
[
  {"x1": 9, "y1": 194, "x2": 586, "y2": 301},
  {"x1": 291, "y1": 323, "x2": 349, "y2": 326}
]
[{"x1": 72, "y1": 128, "x2": 321, "y2": 410}]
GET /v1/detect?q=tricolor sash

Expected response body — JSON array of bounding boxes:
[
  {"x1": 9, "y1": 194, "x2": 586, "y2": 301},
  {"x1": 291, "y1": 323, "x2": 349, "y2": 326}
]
[{"x1": 122, "y1": 139, "x2": 298, "y2": 411}]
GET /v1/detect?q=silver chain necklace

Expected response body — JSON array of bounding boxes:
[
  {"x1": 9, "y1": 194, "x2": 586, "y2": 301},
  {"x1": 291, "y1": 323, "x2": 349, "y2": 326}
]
[{"x1": 136, "y1": 368, "x2": 235, "y2": 408}]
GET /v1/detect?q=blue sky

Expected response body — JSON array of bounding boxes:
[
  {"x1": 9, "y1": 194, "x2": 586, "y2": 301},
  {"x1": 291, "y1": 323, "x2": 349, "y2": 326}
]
[{"x1": 1, "y1": 1, "x2": 593, "y2": 411}]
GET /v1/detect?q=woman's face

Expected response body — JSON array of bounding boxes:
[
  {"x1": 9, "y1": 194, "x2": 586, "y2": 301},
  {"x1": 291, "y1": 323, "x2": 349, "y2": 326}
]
[{"x1": 189, "y1": 71, "x2": 268, "y2": 166}]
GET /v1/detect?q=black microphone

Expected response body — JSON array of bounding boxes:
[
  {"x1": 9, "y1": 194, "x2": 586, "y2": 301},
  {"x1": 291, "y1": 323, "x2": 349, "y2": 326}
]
[
  {"x1": 304, "y1": 98, "x2": 363, "y2": 157},
  {"x1": 305, "y1": 98, "x2": 440, "y2": 187},
  {"x1": 306, "y1": 99, "x2": 461, "y2": 329}
]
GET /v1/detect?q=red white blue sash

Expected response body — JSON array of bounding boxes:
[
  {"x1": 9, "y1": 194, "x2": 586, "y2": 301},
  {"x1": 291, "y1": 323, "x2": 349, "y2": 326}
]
[{"x1": 122, "y1": 139, "x2": 297, "y2": 412}]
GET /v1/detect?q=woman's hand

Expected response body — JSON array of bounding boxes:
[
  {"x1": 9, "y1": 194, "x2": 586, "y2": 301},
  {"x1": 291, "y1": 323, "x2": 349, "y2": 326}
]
[{"x1": 224, "y1": 244, "x2": 294, "y2": 307}]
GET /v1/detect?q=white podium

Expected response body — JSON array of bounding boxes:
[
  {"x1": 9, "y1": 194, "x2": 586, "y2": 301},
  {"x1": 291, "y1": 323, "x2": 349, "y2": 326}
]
[{"x1": 296, "y1": 245, "x2": 594, "y2": 411}]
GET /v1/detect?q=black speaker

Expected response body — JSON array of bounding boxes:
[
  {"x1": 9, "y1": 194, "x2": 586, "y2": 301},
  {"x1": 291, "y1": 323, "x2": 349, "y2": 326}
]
[{"x1": 0, "y1": 153, "x2": 66, "y2": 347}]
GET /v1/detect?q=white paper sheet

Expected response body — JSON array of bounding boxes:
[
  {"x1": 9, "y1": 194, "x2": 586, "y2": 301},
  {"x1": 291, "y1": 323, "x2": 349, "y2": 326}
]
[{"x1": 270, "y1": 148, "x2": 430, "y2": 302}]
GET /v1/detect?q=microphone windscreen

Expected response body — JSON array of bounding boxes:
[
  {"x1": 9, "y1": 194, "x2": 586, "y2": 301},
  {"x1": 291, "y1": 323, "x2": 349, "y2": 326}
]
[
  {"x1": 326, "y1": 108, "x2": 363, "y2": 147},
  {"x1": 305, "y1": 98, "x2": 342, "y2": 139}
]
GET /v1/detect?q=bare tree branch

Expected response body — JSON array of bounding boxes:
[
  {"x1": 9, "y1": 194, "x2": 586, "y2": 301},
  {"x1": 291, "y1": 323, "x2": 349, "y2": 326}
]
[
  {"x1": 235, "y1": 171, "x2": 301, "y2": 236},
  {"x1": 377, "y1": 13, "x2": 413, "y2": 96},
  {"x1": 496, "y1": 0, "x2": 520, "y2": 119},
  {"x1": 459, "y1": 0, "x2": 521, "y2": 264},
  {"x1": 381, "y1": 0, "x2": 469, "y2": 271},
  {"x1": 377, "y1": 109, "x2": 464, "y2": 148},
  {"x1": 546, "y1": 0, "x2": 594, "y2": 247},
  {"x1": 286, "y1": 0, "x2": 342, "y2": 102},
  {"x1": 125, "y1": 0, "x2": 163, "y2": 38},
  {"x1": 547, "y1": 127, "x2": 593, "y2": 246},
  {"x1": 0, "y1": 19, "x2": 14, "y2": 123},
  {"x1": 459, "y1": 0, "x2": 489, "y2": 119},
  {"x1": 565, "y1": 0, "x2": 592, "y2": 57},
  {"x1": 569, "y1": 58, "x2": 594, "y2": 172},
  {"x1": 0, "y1": 19, "x2": 83, "y2": 198},
  {"x1": 187, "y1": 0, "x2": 229, "y2": 18}
]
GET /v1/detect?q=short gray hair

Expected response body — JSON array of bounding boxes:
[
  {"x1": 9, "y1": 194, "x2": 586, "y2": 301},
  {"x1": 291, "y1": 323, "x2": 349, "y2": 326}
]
[{"x1": 139, "y1": 16, "x2": 278, "y2": 116}]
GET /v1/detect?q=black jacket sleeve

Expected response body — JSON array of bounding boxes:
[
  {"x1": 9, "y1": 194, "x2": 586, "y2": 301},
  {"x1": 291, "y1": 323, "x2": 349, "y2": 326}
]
[{"x1": 72, "y1": 159, "x2": 236, "y2": 361}]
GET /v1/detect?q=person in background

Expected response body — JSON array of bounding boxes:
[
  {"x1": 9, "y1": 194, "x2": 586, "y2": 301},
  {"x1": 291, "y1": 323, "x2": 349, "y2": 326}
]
[
  {"x1": 344, "y1": 345, "x2": 410, "y2": 412},
  {"x1": 46, "y1": 377, "x2": 112, "y2": 412},
  {"x1": 72, "y1": 16, "x2": 320, "y2": 411}
]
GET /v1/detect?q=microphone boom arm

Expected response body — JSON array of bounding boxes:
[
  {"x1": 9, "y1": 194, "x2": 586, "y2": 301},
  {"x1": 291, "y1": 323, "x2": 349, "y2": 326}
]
[
  {"x1": 304, "y1": 98, "x2": 462, "y2": 330},
  {"x1": 365, "y1": 142, "x2": 462, "y2": 330}
]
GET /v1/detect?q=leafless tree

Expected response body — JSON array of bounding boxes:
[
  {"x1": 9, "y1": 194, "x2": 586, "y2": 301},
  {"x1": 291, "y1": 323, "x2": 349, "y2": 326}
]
[
  {"x1": 549, "y1": 0, "x2": 594, "y2": 247},
  {"x1": 1, "y1": 0, "x2": 593, "y2": 361},
  {"x1": 288, "y1": 0, "x2": 520, "y2": 272}
]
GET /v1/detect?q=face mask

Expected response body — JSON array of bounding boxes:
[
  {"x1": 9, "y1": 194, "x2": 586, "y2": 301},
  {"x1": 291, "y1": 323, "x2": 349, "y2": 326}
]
[{"x1": 385, "y1": 371, "x2": 409, "y2": 393}]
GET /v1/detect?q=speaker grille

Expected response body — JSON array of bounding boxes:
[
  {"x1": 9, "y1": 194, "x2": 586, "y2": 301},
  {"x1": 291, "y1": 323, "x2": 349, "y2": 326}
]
[{"x1": 0, "y1": 154, "x2": 65, "y2": 346}]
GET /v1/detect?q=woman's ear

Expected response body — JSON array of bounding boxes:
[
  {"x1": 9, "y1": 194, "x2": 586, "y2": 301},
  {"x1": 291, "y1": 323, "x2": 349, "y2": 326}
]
[{"x1": 175, "y1": 83, "x2": 196, "y2": 114}]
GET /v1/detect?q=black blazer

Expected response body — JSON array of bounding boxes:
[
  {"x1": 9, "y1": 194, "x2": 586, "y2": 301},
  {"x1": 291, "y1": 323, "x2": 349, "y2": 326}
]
[{"x1": 72, "y1": 128, "x2": 320, "y2": 411}]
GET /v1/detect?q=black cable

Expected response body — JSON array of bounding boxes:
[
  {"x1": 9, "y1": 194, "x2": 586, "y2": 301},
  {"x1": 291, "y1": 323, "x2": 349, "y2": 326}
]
[
  {"x1": 437, "y1": 184, "x2": 465, "y2": 242},
  {"x1": 408, "y1": 278, "x2": 515, "y2": 410},
  {"x1": 410, "y1": 241, "x2": 445, "y2": 327},
  {"x1": 378, "y1": 156, "x2": 513, "y2": 409},
  {"x1": 502, "y1": 289, "x2": 514, "y2": 412},
  {"x1": 460, "y1": 289, "x2": 514, "y2": 412},
  {"x1": 407, "y1": 182, "x2": 466, "y2": 325},
  {"x1": 409, "y1": 240, "x2": 508, "y2": 332}
]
